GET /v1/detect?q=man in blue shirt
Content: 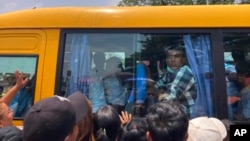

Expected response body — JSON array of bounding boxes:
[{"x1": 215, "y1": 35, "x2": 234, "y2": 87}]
[
  {"x1": 155, "y1": 46, "x2": 197, "y2": 118},
  {"x1": 103, "y1": 56, "x2": 126, "y2": 114}
]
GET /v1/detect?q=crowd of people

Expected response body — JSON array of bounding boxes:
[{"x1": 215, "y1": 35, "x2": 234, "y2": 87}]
[
  {"x1": 0, "y1": 70, "x2": 229, "y2": 141},
  {"x1": 87, "y1": 46, "x2": 197, "y2": 118},
  {"x1": 3, "y1": 45, "x2": 243, "y2": 141}
]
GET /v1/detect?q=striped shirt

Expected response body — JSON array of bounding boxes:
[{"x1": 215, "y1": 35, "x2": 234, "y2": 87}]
[{"x1": 155, "y1": 65, "x2": 197, "y2": 117}]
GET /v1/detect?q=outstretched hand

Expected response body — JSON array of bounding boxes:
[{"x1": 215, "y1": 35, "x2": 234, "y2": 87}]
[
  {"x1": 15, "y1": 70, "x2": 29, "y2": 89},
  {"x1": 1, "y1": 70, "x2": 30, "y2": 105},
  {"x1": 119, "y1": 111, "x2": 132, "y2": 126}
]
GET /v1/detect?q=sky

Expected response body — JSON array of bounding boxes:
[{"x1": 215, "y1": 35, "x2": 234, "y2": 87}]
[{"x1": 0, "y1": 0, "x2": 121, "y2": 13}]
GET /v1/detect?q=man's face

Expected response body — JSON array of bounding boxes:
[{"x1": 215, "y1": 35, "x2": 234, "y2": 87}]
[
  {"x1": 105, "y1": 60, "x2": 122, "y2": 74},
  {"x1": 166, "y1": 50, "x2": 186, "y2": 71}
]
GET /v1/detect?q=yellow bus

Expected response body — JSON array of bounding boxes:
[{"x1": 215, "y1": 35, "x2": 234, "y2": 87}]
[{"x1": 1, "y1": 5, "x2": 250, "y2": 126}]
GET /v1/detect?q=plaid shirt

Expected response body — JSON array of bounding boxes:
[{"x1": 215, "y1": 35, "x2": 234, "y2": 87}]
[{"x1": 155, "y1": 65, "x2": 197, "y2": 117}]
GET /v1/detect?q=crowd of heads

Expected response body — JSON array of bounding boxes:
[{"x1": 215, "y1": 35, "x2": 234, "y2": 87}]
[
  {"x1": 0, "y1": 90, "x2": 229, "y2": 141},
  {"x1": 0, "y1": 46, "x2": 230, "y2": 141}
]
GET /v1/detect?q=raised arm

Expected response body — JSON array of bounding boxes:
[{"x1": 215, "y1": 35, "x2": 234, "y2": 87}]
[{"x1": 0, "y1": 70, "x2": 29, "y2": 105}]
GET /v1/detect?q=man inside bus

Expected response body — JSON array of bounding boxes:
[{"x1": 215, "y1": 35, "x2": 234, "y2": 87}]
[
  {"x1": 233, "y1": 61, "x2": 250, "y2": 120},
  {"x1": 88, "y1": 51, "x2": 107, "y2": 113},
  {"x1": 103, "y1": 56, "x2": 127, "y2": 114},
  {"x1": 155, "y1": 46, "x2": 197, "y2": 118}
]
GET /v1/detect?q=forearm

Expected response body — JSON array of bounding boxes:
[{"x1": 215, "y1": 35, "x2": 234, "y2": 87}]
[
  {"x1": 1, "y1": 85, "x2": 21, "y2": 105},
  {"x1": 0, "y1": 70, "x2": 29, "y2": 105}
]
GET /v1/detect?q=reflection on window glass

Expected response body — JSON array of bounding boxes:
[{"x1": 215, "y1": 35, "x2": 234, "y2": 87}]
[
  {"x1": 61, "y1": 33, "x2": 214, "y2": 118},
  {"x1": 223, "y1": 33, "x2": 250, "y2": 120},
  {"x1": 0, "y1": 56, "x2": 37, "y2": 119}
]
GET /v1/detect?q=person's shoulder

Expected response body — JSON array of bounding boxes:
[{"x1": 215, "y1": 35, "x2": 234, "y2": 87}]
[
  {"x1": 182, "y1": 65, "x2": 191, "y2": 69},
  {"x1": 241, "y1": 85, "x2": 250, "y2": 95},
  {"x1": 179, "y1": 65, "x2": 192, "y2": 72},
  {"x1": 0, "y1": 126, "x2": 22, "y2": 141}
]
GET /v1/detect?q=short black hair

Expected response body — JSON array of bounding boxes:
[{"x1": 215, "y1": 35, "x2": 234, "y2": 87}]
[
  {"x1": 117, "y1": 118, "x2": 148, "y2": 141},
  {"x1": 164, "y1": 45, "x2": 186, "y2": 56},
  {"x1": 231, "y1": 49, "x2": 245, "y2": 62},
  {"x1": 236, "y1": 61, "x2": 250, "y2": 76},
  {"x1": 146, "y1": 101, "x2": 188, "y2": 141}
]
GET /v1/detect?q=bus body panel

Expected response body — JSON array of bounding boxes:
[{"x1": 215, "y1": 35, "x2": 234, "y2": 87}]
[
  {"x1": 0, "y1": 29, "x2": 52, "y2": 126},
  {"x1": 0, "y1": 5, "x2": 250, "y2": 28},
  {"x1": 40, "y1": 29, "x2": 60, "y2": 100}
]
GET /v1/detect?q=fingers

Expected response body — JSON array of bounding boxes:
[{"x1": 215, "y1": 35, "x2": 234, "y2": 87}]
[
  {"x1": 14, "y1": 70, "x2": 29, "y2": 89},
  {"x1": 119, "y1": 111, "x2": 132, "y2": 126},
  {"x1": 122, "y1": 111, "x2": 131, "y2": 121},
  {"x1": 15, "y1": 70, "x2": 20, "y2": 78},
  {"x1": 119, "y1": 115, "x2": 125, "y2": 123}
]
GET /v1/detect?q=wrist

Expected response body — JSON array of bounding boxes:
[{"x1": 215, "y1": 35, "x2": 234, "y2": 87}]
[{"x1": 12, "y1": 85, "x2": 22, "y2": 91}]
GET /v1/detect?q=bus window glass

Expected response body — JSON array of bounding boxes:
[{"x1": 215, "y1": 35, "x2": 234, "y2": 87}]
[
  {"x1": 223, "y1": 33, "x2": 250, "y2": 120},
  {"x1": 61, "y1": 33, "x2": 214, "y2": 118},
  {"x1": 0, "y1": 56, "x2": 37, "y2": 119}
]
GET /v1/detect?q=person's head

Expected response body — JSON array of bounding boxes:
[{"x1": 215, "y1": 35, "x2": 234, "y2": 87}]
[
  {"x1": 105, "y1": 57, "x2": 123, "y2": 74},
  {"x1": 68, "y1": 92, "x2": 94, "y2": 141},
  {"x1": 93, "y1": 52, "x2": 106, "y2": 70},
  {"x1": 23, "y1": 94, "x2": 87, "y2": 141},
  {"x1": 187, "y1": 117, "x2": 227, "y2": 141},
  {"x1": 165, "y1": 46, "x2": 186, "y2": 71},
  {"x1": 146, "y1": 101, "x2": 189, "y2": 141},
  {"x1": 235, "y1": 62, "x2": 250, "y2": 88},
  {"x1": 117, "y1": 117, "x2": 148, "y2": 141},
  {"x1": 0, "y1": 101, "x2": 13, "y2": 128},
  {"x1": 231, "y1": 49, "x2": 245, "y2": 63},
  {"x1": 93, "y1": 105, "x2": 121, "y2": 141},
  {"x1": 24, "y1": 75, "x2": 35, "y2": 93}
]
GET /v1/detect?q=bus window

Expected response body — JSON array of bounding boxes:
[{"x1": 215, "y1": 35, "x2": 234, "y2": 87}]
[
  {"x1": 223, "y1": 32, "x2": 250, "y2": 121},
  {"x1": 0, "y1": 56, "x2": 37, "y2": 119},
  {"x1": 60, "y1": 32, "x2": 214, "y2": 118}
]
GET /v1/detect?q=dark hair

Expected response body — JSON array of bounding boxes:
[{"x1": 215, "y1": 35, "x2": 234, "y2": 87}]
[
  {"x1": 76, "y1": 98, "x2": 93, "y2": 141},
  {"x1": 25, "y1": 75, "x2": 35, "y2": 93},
  {"x1": 117, "y1": 118, "x2": 148, "y2": 141},
  {"x1": 236, "y1": 61, "x2": 250, "y2": 76},
  {"x1": 146, "y1": 101, "x2": 188, "y2": 141},
  {"x1": 93, "y1": 52, "x2": 106, "y2": 69},
  {"x1": 164, "y1": 45, "x2": 186, "y2": 56},
  {"x1": 231, "y1": 49, "x2": 245, "y2": 62},
  {"x1": 231, "y1": 49, "x2": 250, "y2": 77},
  {"x1": 93, "y1": 105, "x2": 121, "y2": 141},
  {"x1": 93, "y1": 52, "x2": 105, "y2": 62}
]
